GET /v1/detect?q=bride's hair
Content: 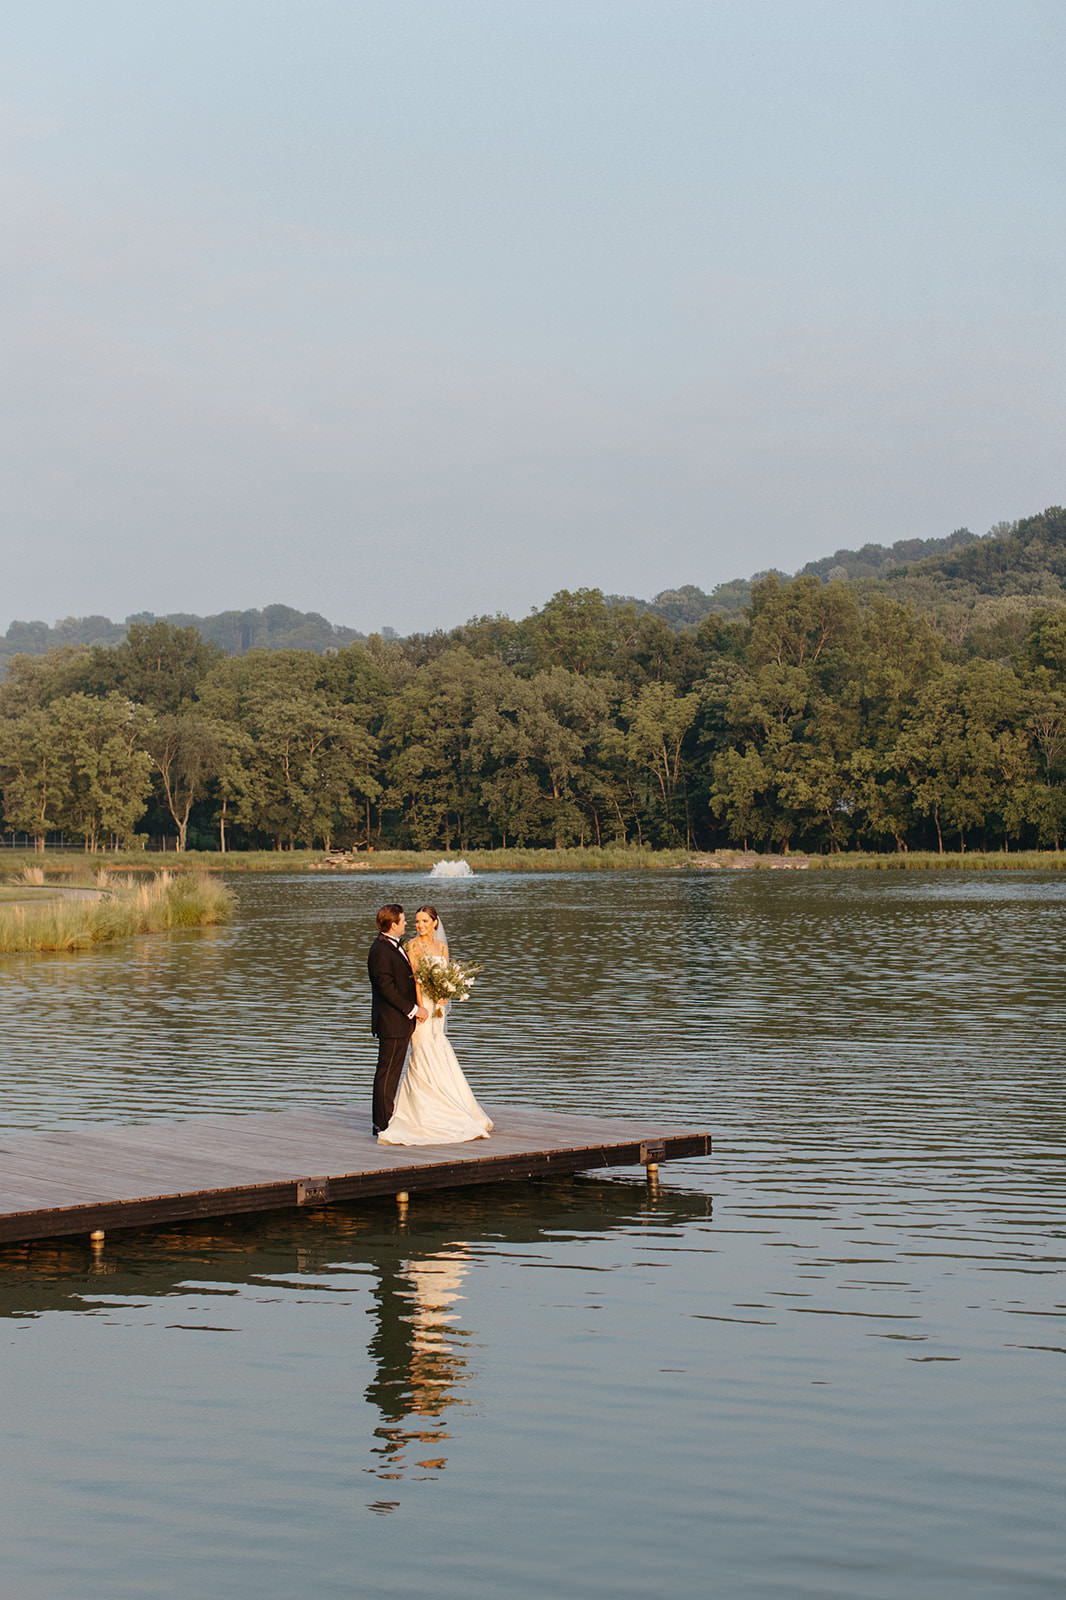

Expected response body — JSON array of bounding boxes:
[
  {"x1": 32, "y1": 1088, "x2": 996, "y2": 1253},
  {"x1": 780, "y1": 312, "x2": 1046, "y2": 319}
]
[{"x1": 415, "y1": 904, "x2": 439, "y2": 927}]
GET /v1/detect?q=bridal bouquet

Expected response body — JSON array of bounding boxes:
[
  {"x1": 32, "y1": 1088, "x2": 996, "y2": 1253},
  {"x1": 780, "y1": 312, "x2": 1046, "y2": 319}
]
[{"x1": 415, "y1": 957, "x2": 482, "y2": 1015}]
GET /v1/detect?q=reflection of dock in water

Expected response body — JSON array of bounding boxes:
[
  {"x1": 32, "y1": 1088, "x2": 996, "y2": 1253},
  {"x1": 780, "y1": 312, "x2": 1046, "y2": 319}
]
[
  {"x1": 0, "y1": 1106, "x2": 711, "y2": 1245},
  {"x1": 0, "y1": 1174, "x2": 710, "y2": 1504}
]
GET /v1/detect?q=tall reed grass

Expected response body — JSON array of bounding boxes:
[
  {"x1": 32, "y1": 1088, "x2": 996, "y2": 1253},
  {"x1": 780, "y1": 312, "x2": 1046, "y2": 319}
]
[{"x1": 0, "y1": 872, "x2": 236, "y2": 954}]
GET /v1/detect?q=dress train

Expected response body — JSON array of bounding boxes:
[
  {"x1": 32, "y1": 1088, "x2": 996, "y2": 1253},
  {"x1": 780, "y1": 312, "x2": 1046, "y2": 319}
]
[{"x1": 378, "y1": 1008, "x2": 493, "y2": 1146}]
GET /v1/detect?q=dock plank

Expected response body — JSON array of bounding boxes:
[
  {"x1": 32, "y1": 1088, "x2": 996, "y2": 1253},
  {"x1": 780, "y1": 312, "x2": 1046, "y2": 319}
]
[{"x1": 0, "y1": 1106, "x2": 711, "y2": 1244}]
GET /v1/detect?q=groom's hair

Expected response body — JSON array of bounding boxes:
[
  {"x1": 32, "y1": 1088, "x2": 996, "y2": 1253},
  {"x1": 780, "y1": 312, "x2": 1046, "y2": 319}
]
[{"x1": 376, "y1": 904, "x2": 403, "y2": 932}]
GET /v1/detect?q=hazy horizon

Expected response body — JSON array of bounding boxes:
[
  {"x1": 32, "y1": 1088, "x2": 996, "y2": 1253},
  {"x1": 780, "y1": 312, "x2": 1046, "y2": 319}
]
[
  {"x1": 0, "y1": 512, "x2": 999, "y2": 640},
  {"x1": 4, "y1": 1, "x2": 1064, "y2": 636}
]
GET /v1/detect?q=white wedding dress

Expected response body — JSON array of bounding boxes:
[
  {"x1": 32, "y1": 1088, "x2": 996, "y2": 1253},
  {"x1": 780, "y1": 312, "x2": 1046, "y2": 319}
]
[{"x1": 378, "y1": 956, "x2": 493, "y2": 1146}]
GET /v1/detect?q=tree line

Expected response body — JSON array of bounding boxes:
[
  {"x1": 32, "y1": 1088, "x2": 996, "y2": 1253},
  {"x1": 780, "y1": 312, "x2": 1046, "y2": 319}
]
[
  {"x1": 1, "y1": 573, "x2": 1065, "y2": 855},
  {"x1": 8, "y1": 509, "x2": 1051, "y2": 676}
]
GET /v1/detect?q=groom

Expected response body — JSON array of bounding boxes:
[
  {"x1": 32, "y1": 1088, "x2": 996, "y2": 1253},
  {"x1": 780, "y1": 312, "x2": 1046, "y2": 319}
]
[{"x1": 367, "y1": 904, "x2": 428, "y2": 1135}]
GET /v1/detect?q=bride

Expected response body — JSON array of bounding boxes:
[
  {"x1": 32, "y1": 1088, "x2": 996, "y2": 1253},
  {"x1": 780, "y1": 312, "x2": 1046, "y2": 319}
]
[{"x1": 378, "y1": 905, "x2": 493, "y2": 1146}]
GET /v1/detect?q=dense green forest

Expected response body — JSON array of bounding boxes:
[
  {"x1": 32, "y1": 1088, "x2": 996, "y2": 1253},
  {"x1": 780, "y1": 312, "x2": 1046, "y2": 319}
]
[{"x1": 2, "y1": 505, "x2": 1065, "y2": 855}]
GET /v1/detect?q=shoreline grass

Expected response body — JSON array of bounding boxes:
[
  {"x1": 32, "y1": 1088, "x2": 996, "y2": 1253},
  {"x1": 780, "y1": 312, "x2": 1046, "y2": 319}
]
[
  {"x1": 310, "y1": 844, "x2": 1066, "y2": 872},
  {"x1": 0, "y1": 870, "x2": 237, "y2": 954},
  {"x1": 805, "y1": 849, "x2": 1066, "y2": 871},
  {"x1": 0, "y1": 849, "x2": 324, "y2": 876},
  {"x1": 2, "y1": 845, "x2": 1064, "y2": 879}
]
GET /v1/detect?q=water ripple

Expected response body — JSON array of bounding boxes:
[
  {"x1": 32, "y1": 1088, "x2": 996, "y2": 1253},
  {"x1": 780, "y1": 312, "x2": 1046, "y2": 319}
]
[{"x1": 2, "y1": 870, "x2": 1065, "y2": 1596}]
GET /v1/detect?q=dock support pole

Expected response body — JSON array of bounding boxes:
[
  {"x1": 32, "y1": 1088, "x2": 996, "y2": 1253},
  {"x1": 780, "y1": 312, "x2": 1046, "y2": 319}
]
[
  {"x1": 640, "y1": 1140, "x2": 665, "y2": 1188},
  {"x1": 633, "y1": 1139, "x2": 659, "y2": 1190}
]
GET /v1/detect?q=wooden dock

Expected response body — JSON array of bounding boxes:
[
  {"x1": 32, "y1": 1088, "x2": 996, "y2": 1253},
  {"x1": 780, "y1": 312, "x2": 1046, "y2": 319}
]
[{"x1": 0, "y1": 1106, "x2": 712, "y2": 1245}]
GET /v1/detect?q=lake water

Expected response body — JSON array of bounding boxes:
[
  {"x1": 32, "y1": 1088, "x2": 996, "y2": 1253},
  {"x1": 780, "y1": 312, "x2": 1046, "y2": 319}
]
[{"x1": 1, "y1": 869, "x2": 1064, "y2": 1598}]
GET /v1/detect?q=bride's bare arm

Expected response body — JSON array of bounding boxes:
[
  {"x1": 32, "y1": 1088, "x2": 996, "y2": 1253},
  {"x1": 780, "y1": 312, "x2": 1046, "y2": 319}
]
[{"x1": 409, "y1": 938, "x2": 424, "y2": 1007}]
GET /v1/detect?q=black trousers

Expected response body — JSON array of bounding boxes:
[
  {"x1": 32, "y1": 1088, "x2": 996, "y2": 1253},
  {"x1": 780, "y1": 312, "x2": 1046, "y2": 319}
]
[{"x1": 372, "y1": 1030, "x2": 412, "y2": 1133}]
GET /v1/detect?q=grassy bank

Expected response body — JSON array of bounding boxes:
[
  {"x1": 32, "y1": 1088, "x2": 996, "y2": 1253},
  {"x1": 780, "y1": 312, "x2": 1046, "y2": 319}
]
[
  {"x1": 3, "y1": 845, "x2": 1065, "y2": 879},
  {"x1": 0, "y1": 845, "x2": 694, "y2": 875},
  {"x1": 0, "y1": 848, "x2": 323, "y2": 875},
  {"x1": 807, "y1": 849, "x2": 1066, "y2": 871},
  {"x1": 0, "y1": 869, "x2": 236, "y2": 953},
  {"x1": 334, "y1": 845, "x2": 1066, "y2": 872},
  {"x1": 417, "y1": 846, "x2": 693, "y2": 871}
]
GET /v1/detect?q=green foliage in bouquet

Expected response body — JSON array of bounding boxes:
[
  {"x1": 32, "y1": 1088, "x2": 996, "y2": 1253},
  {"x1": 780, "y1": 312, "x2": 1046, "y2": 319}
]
[{"x1": 414, "y1": 956, "x2": 482, "y2": 1007}]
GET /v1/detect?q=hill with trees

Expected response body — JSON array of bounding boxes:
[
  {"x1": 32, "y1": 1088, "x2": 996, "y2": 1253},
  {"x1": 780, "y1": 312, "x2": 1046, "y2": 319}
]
[
  {"x1": 0, "y1": 605, "x2": 363, "y2": 674},
  {"x1": 1, "y1": 504, "x2": 1063, "y2": 858},
  {"x1": 7, "y1": 508, "x2": 1064, "y2": 670}
]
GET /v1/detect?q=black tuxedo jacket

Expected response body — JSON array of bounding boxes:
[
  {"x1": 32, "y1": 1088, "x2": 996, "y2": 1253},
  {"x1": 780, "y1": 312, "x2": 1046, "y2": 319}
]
[{"x1": 368, "y1": 934, "x2": 417, "y2": 1038}]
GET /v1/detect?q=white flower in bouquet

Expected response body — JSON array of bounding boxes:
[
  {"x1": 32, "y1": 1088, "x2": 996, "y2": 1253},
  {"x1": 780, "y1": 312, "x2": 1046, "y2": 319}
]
[{"x1": 415, "y1": 956, "x2": 483, "y2": 1015}]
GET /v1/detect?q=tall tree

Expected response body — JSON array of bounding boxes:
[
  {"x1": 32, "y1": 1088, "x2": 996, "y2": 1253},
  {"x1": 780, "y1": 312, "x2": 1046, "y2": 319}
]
[
  {"x1": 143, "y1": 712, "x2": 230, "y2": 851},
  {"x1": 48, "y1": 693, "x2": 154, "y2": 849},
  {"x1": 90, "y1": 621, "x2": 221, "y2": 713},
  {"x1": 0, "y1": 706, "x2": 62, "y2": 849},
  {"x1": 523, "y1": 589, "x2": 637, "y2": 676},
  {"x1": 609, "y1": 681, "x2": 700, "y2": 845}
]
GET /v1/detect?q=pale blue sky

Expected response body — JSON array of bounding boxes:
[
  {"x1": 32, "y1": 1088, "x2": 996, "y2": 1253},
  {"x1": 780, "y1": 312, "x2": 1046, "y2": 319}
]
[{"x1": 2, "y1": 0, "x2": 1064, "y2": 634}]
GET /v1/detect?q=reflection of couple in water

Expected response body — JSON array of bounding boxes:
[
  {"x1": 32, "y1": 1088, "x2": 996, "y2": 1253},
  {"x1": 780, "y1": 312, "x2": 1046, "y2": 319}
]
[
  {"x1": 367, "y1": 903, "x2": 493, "y2": 1145},
  {"x1": 361, "y1": 1175, "x2": 686, "y2": 1492},
  {"x1": 0, "y1": 1177, "x2": 697, "y2": 1507},
  {"x1": 365, "y1": 1245, "x2": 473, "y2": 1483}
]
